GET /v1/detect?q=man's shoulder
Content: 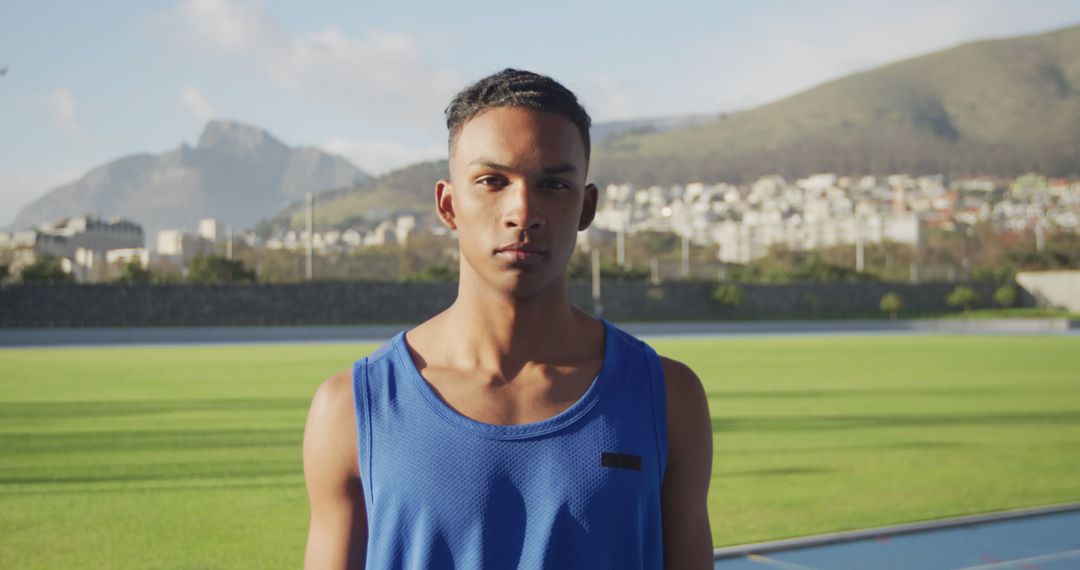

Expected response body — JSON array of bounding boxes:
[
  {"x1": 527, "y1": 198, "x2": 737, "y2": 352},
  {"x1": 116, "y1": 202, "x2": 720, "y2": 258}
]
[
  {"x1": 655, "y1": 353, "x2": 710, "y2": 454},
  {"x1": 657, "y1": 356, "x2": 702, "y2": 395},
  {"x1": 309, "y1": 368, "x2": 355, "y2": 420}
]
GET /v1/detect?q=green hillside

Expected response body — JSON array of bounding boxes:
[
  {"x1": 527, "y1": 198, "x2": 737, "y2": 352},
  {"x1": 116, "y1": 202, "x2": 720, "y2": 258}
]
[
  {"x1": 267, "y1": 24, "x2": 1080, "y2": 230},
  {"x1": 590, "y1": 24, "x2": 1080, "y2": 185},
  {"x1": 263, "y1": 160, "x2": 447, "y2": 232}
]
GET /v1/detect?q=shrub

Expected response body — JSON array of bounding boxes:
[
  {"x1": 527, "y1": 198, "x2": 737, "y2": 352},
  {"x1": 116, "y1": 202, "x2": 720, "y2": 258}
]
[
  {"x1": 568, "y1": 258, "x2": 649, "y2": 281},
  {"x1": 712, "y1": 283, "x2": 745, "y2": 308},
  {"x1": 20, "y1": 254, "x2": 73, "y2": 283},
  {"x1": 186, "y1": 255, "x2": 256, "y2": 283},
  {"x1": 880, "y1": 292, "x2": 903, "y2": 320},
  {"x1": 113, "y1": 260, "x2": 154, "y2": 284},
  {"x1": 993, "y1": 284, "x2": 1017, "y2": 308},
  {"x1": 403, "y1": 263, "x2": 458, "y2": 282},
  {"x1": 946, "y1": 285, "x2": 979, "y2": 313}
]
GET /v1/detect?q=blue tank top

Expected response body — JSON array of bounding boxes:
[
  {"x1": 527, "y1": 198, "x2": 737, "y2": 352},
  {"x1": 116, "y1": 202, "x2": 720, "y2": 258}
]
[{"x1": 351, "y1": 318, "x2": 668, "y2": 569}]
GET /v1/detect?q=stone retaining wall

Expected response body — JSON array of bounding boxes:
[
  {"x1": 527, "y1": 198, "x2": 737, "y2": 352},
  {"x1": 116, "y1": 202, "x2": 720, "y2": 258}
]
[{"x1": 0, "y1": 281, "x2": 1020, "y2": 328}]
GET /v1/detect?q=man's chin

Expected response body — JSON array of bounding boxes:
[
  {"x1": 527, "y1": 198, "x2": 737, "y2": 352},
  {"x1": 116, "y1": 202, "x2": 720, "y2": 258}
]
[{"x1": 497, "y1": 273, "x2": 564, "y2": 301}]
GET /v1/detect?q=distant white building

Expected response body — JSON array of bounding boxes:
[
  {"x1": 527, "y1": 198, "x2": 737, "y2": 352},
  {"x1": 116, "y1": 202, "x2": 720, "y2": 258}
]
[
  {"x1": 4, "y1": 216, "x2": 145, "y2": 282},
  {"x1": 361, "y1": 215, "x2": 417, "y2": 247},
  {"x1": 712, "y1": 212, "x2": 921, "y2": 264},
  {"x1": 27, "y1": 216, "x2": 144, "y2": 258},
  {"x1": 197, "y1": 218, "x2": 221, "y2": 242},
  {"x1": 395, "y1": 215, "x2": 416, "y2": 245},
  {"x1": 341, "y1": 228, "x2": 363, "y2": 248},
  {"x1": 107, "y1": 247, "x2": 150, "y2": 267},
  {"x1": 364, "y1": 220, "x2": 397, "y2": 246},
  {"x1": 156, "y1": 228, "x2": 212, "y2": 263}
]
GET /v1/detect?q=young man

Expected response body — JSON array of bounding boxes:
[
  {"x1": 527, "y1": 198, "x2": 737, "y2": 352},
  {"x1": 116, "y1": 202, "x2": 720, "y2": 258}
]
[{"x1": 303, "y1": 69, "x2": 713, "y2": 569}]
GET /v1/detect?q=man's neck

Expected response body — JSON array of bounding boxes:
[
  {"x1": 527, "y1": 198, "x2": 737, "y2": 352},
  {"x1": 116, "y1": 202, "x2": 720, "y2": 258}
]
[{"x1": 434, "y1": 272, "x2": 594, "y2": 378}]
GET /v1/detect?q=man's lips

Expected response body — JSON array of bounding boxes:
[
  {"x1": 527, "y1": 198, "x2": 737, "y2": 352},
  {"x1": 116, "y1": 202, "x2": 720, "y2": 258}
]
[
  {"x1": 495, "y1": 243, "x2": 547, "y2": 261},
  {"x1": 496, "y1": 243, "x2": 546, "y2": 254}
]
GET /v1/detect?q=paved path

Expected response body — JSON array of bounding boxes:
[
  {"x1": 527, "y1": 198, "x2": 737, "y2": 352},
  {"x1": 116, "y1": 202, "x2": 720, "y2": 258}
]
[
  {"x1": 1, "y1": 318, "x2": 1076, "y2": 347},
  {"x1": 714, "y1": 503, "x2": 1080, "y2": 570}
]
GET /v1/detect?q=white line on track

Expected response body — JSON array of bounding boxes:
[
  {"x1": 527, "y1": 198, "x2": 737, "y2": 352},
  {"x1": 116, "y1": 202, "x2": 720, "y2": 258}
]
[
  {"x1": 714, "y1": 502, "x2": 1080, "y2": 560},
  {"x1": 746, "y1": 554, "x2": 821, "y2": 570},
  {"x1": 953, "y1": 548, "x2": 1080, "y2": 570}
]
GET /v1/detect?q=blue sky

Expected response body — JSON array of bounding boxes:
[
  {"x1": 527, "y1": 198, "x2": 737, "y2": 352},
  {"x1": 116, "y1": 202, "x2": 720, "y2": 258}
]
[{"x1": 3, "y1": 0, "x2": 1080, "y2": 227}]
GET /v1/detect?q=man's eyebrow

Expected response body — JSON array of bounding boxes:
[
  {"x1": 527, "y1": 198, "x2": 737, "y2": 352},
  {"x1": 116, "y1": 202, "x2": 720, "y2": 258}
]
[
  {"x1": 467, "y1": 159, "x2": 578, "y2": 175},
  {"x1": 469, "y1": 159, "x2": 510, "y2": 171},
  {"x1": 540, "y1": 163, "x2": 577, "y2": 175}
]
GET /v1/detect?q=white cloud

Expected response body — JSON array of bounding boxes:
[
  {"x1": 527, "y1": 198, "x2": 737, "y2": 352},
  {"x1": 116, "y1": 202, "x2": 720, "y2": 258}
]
[
  {"x1": 322, "y1": 137, "x2": 446, "y2": 176},
  {"x1": 49, "y1": 89, "x2": 86, "y2": 142},
  {"x1": 574, "y1": 76, "x2": 653, "y2": 123},
  {"x1": 665, "y1": 0, "x2": 1080, "y2": 114},
  {"x1": 170, "y1": 0, "x2": 284, "y2": 55},
  {"x1": 149, "y1": 0, "x2": 1080, "y2": 128},
  {"x1": 161, "y1": 0, "x2": 462, "y2": 129},
  {"x1": 180, "y1": 87, "x2": 216, "y2": 124}
]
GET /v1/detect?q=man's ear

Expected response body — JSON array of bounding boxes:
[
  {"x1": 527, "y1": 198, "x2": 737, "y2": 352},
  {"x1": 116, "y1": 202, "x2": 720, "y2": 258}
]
[
  {"x1": 436, "y1": 179, "x2": 457, "y2": 230},
  {"x1": 578, "y1": 183, "x2": 599, "y2": 231}
]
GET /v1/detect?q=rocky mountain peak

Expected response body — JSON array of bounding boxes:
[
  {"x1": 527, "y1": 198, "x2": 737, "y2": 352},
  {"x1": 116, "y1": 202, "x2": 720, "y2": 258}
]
[
  {"x1": 197, "y1": 120, "x2": 288, "y2": 158},
  {"x1": 7, "y1": 120, "x2": 367, "y2": 237}
]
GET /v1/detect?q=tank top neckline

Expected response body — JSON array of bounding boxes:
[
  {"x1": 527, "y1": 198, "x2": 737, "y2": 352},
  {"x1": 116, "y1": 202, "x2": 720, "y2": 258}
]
[{"x1": 390, "y1": 318, "x2": 618, "y2": 440}]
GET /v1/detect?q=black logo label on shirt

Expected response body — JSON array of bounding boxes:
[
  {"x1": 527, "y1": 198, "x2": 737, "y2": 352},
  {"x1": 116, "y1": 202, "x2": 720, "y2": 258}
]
[{"x1": 601, "y1": 452, "x2": 641, "y2": 471}]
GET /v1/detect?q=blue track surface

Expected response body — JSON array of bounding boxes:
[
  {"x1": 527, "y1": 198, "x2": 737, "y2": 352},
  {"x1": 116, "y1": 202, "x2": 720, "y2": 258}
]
[{"x1": 715, "y1": 508, "x2": 1080, "y2": 570}]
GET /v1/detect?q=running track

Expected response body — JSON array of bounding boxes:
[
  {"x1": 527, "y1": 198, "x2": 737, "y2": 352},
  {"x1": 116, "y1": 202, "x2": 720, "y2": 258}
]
[{"x1": 714, "y1": 503, "x2": 1080, "y2": 570}]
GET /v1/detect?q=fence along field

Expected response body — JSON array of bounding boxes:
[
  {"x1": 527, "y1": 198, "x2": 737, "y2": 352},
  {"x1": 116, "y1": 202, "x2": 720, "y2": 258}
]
[{"x1": 1, "y1": 335, "x2": 1079, "y2": 568}]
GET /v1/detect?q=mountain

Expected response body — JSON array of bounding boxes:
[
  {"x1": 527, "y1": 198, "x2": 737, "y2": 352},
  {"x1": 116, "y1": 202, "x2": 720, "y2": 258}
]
[
  {"x1": 590, "y1": 114, "x2": 717, "y2": 143},
  {"x1": 263, "y1": 159, "x2": 448, "y2": 233},
  {"x1": 264, "y1": 24, "x2": 1080, "y2": 231},
  {"x1": 588, "y1": 23, "x2": 1080, "y2": 185},
  {"x1": 261, "y1": 116, "x2": 714, "y2": 232},
  {"x1": 6, "y1": 120, "x2": 368, "y2": 240}
]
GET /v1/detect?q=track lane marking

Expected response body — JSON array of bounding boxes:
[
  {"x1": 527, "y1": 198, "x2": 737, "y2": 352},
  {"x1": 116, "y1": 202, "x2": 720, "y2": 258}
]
[
  {"x1": 746, "y1": 554, "x2": 821, "y2": 570},
  {"x1": 954, "y1": 548, "x2": 1080, "y2": 569}
]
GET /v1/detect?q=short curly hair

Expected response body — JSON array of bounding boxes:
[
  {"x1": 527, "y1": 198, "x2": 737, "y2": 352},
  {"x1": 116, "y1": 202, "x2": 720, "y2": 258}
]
[{"x1": 445, "y1": 68, "x2": 592, "y2": 161}]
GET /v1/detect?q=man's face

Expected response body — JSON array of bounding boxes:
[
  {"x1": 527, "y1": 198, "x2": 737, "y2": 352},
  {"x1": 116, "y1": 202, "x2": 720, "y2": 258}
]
[{"x1": 437, "y1": 106, "x2": 597, "y2": 299}]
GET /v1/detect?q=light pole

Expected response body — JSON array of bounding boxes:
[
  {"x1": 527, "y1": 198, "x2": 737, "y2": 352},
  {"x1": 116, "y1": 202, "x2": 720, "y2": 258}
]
[
  {"x1": 306, "y1": 192, "x2": 314, "y2": 281},
  {"x1": 591, "y1": 249, "x2": 602, "y2": 317},
  {"x1": 855, "y1": 215, "x2": 864, "y2": 273},
  {"x1": 680, "y1": 233, "x2": 690, "y2": 279},
  {"x1": 616, "y1": 227, "x2": 626, "y2": 268}
]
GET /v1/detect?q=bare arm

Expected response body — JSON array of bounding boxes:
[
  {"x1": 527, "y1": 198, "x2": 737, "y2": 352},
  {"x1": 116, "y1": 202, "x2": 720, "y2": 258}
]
[
  {"x1": 659, "y1": 357, "x2": 714, "y2": 570},
  {"x1": 303, "y1": 370, "x2": 367, "y2": 569}
]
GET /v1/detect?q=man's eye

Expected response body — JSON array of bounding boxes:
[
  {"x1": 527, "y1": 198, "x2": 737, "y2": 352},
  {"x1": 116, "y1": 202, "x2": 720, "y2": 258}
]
[
  {"x1": 543, "y1": 179, "x2": 570, "y2": 191},
  {"x1": 477, "y1": 177, "x2": 506, "y2": 188}
]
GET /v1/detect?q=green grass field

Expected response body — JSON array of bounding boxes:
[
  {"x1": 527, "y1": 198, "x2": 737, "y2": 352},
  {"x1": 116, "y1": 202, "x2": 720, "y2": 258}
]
[{"x1": 2, "y1": 335, "x2": 1079, "y2": 568}]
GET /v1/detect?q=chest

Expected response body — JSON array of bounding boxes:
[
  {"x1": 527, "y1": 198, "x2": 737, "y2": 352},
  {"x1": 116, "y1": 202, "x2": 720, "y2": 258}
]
[
  {"x1": 418, "y1": 360, "x2": 602, "y2": 426},
  {"x1": 364, "y1": 410, "x2": 665, "y2": 569},
  {"x1": 368, "y1": 404, "x2": 662, "y2": 520}
]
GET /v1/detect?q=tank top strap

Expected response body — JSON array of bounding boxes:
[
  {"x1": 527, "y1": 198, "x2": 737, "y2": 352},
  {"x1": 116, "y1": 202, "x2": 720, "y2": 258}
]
[
  {"x1": 606, "y1": 323, "x2": 670, "y2": 480},
  {"x1": 641, "y1": 337, "x2": 669, "y2": 481}
]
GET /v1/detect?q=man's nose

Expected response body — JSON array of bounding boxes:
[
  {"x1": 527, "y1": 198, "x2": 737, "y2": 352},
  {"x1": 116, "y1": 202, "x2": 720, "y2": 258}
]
[{"x1": 503, "y1": 183, "x2": 545, "y2": 230}]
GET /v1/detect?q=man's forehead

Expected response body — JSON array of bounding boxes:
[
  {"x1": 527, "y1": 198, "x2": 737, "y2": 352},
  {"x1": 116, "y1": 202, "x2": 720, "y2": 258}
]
[
  {"x1": 467, "y1": 157, "x2": 578, "y2": 175},
  {"x1": 450, "y1": 106, "x2": 586, "y2": 161}
]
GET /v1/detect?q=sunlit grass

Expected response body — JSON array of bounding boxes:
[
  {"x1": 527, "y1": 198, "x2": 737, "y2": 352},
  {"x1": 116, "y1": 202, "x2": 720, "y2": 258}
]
[{"x1": 1, "y1": 334, "x2": 1078, "y2": 567}]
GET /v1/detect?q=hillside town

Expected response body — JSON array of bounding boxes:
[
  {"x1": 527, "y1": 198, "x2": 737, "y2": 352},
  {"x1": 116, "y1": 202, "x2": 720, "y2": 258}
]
[
  {"x1": 591, "y1": 172, "x2": 1078, "y2": 263},
  {"x1": 2, "y1": 172, "x2": 1077, "y2": 283}
]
